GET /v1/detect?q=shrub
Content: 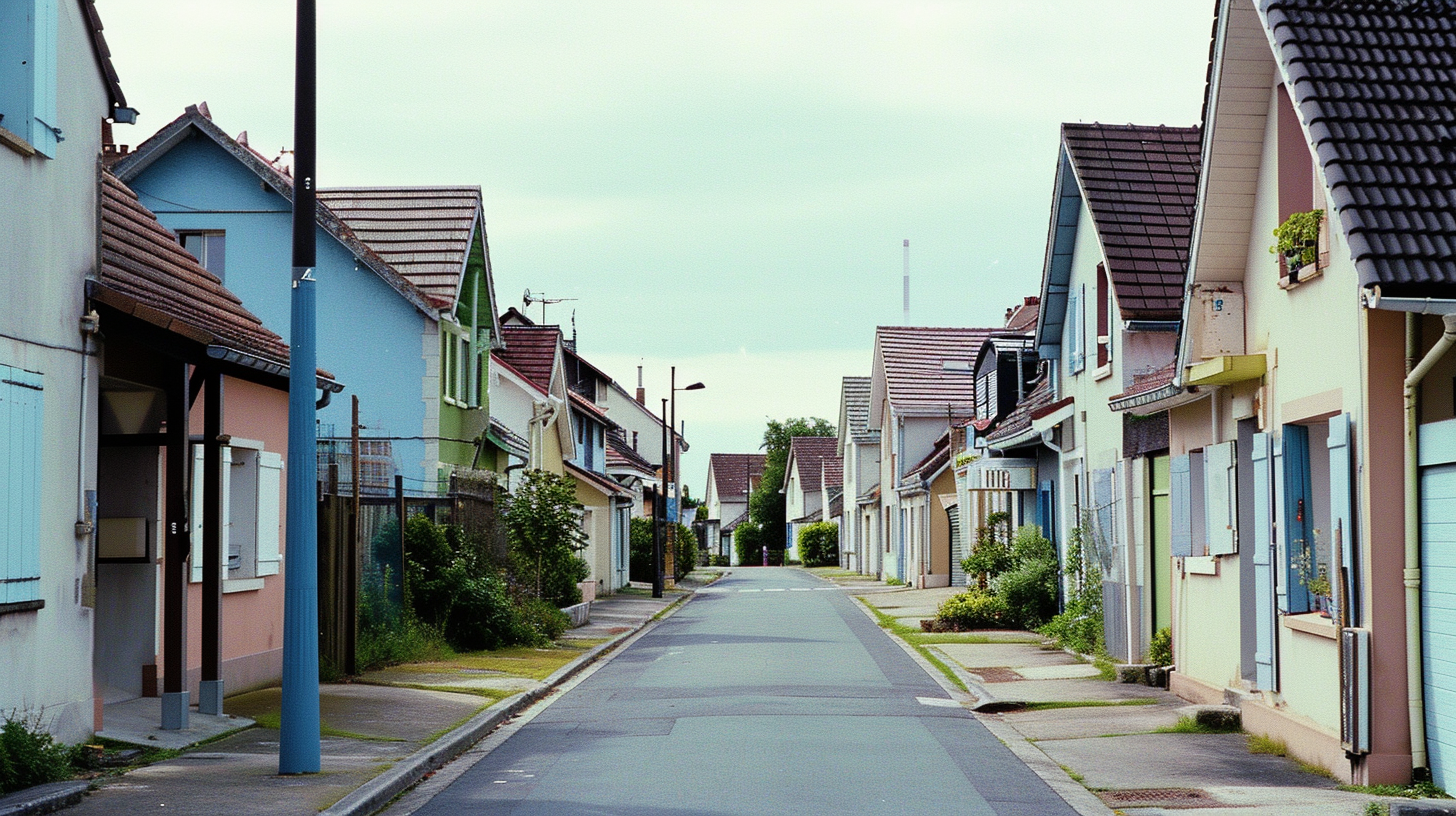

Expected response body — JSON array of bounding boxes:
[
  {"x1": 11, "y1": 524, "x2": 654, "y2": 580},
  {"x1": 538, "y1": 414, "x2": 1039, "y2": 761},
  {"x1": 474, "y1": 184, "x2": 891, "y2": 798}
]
[
  {"x1": 673, "y1": 522, "x2": 697, "y2": 580},
  {"x1": 629, "y1": 517, "x2": 655, "y2": 583},
  {"x1": 993, "y1": 525, "x2": 1060, "y2": 629},
  {"x1": 734, "y1": 521, "x2": 764, "y2": 566},
  {"x1": 797, "y1": 522, "x2": 840, "y2": 568},
  {"x1": 518, "y1": 597, "x2": 571, "y2": 643},
  {"x1": 1148, "y1": 626, "x2": 1173, "y2": 667},
  {"x1": 1040, "y1": 523, "x2": 1105, "y2": 655},
  {"x1": 709, "y1": 554, "x2": 729, "y2": 567},
  {"x1": 934, "y1": 589, "x2": 1010, "y2": 631},
  {"x1": 0, "y1": 716, "x2": 76, "y2": 794},
  {"x1": 963, "y1": 511, "x2": 1014, "y2": 588}
]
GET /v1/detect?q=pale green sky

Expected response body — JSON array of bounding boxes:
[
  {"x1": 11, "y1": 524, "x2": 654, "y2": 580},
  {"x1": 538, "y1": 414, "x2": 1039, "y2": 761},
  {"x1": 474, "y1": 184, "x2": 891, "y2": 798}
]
[{"x1": 100, "y1": 0, "x2": 1216, "y2": 493}]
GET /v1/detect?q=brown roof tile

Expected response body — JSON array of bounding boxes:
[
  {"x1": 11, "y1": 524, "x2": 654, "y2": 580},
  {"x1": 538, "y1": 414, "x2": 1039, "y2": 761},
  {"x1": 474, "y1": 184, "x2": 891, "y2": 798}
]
[
  {"x1": 1062, "y1": 123, "x2": 1202, "y2": 320},
  {"x1": 876, "y1": 326, "x2": 997, "y2": 416},
  {"x1": 709, "y1": 453, "x2": 767, "y2": 499},
  {"x1": 316, "y1": 187, "x2": 482, "y2": 310},
  {"x1": 496, "y1": 325, "x2": 561, "y2": 390},
  {"x1": 788, "y1": 436, "x2": 842, "y2": 490}
]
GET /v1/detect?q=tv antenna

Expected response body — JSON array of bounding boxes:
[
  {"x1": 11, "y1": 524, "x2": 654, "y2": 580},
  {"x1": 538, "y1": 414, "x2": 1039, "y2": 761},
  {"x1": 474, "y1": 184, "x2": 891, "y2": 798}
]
[{"x1": 522, "y1": 289, "x2": 577, "y2": 325}]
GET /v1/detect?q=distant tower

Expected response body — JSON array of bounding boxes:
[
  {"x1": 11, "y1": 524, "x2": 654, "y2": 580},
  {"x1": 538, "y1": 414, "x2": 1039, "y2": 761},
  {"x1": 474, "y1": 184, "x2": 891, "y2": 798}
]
[{"x1": 902, "y1": 239, "x2": 910, "y2": 325}]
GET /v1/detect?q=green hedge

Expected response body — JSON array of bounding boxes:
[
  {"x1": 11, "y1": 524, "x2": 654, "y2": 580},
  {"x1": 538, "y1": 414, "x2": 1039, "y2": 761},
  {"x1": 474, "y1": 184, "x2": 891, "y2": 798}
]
[{"x1": 797, "y1": 522, "x2": 839, "y2": 567}]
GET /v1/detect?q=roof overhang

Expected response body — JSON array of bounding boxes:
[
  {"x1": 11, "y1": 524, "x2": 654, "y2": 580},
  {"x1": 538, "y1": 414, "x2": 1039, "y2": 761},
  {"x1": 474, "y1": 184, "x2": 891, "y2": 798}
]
[
  {"x1": 1031, "y1": 399, "x2": 1075, "y2": 434},
  {"x1": 1363, "y1": 287, "x2": 1456, "y2": 316},
  {"x1": 1035, "y1": 149, "x2": 1082, "y2": 361}
]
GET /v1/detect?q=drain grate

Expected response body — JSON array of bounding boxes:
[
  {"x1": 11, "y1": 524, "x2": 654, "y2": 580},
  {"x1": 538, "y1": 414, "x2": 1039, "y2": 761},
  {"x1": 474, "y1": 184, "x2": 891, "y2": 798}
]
[
  {"x1": 973, "y1": 666, "x2": 1024, "y2": 683},
  {"x1": 1097, "y1": 788, "x2": 1226, "y2": 809}
]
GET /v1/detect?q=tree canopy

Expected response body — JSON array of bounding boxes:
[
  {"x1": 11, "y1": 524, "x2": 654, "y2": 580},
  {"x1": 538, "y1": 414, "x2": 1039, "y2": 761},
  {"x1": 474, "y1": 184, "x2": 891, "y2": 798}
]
[{"x1": 748, "y1": 417, "x2": 835, "y2": 553}]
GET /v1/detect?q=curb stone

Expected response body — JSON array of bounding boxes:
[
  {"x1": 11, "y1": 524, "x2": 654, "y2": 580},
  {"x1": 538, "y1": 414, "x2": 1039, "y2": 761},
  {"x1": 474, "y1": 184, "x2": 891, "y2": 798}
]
[
  {"x1": 319, "y1": 590, "x2": 695, "y2": 816},
  {"x1": 849, "y1": 597, "x2": 1111, "y2": 816},
  {"x1": 0, "y1": 781, "x2": 90, "y2": 816}
]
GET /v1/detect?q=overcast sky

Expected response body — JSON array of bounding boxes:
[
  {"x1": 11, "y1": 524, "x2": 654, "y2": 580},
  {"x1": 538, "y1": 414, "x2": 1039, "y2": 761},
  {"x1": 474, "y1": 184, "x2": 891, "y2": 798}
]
[{"x1": 100, "y1": 0, "x2": 1215, "y2": 495}]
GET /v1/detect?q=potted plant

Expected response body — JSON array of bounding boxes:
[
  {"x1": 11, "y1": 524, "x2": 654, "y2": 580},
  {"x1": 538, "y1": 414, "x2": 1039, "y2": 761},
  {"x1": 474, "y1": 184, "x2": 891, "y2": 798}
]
[
  {"x1": 1270, "y1": 209, "x2": 1324, "y2": 276},
  {"x1": 1293, "y1": 543, "x2": 1333, "y2": 616}
]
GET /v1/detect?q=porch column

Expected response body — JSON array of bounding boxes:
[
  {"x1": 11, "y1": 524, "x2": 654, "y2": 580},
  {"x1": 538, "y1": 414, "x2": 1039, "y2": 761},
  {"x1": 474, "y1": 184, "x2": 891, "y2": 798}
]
[
  {"x1": 200, "y1": 370, "x2": 224, "y2": 715},
  {"x1": 162, "y1": 361, "x2": 190, "y2": 730}
]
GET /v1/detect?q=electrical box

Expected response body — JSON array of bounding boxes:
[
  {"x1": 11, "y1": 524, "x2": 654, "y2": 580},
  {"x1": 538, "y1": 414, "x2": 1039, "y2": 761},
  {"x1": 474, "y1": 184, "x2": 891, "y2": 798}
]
[{"x1": 1192, "y1": 283, "x2": 1245, "y2": 359}]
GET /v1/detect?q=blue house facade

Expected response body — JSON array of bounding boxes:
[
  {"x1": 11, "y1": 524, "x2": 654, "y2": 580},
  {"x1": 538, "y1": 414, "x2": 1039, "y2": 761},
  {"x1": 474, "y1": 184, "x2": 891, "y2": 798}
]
[{"x1": 112, "y1": 106, "x2": 501, "y2": 492}]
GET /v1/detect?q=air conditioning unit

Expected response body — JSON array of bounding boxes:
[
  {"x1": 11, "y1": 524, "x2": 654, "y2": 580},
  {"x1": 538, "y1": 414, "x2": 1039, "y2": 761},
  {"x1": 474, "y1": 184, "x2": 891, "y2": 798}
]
[{"x1": 1341, "y1": 627, "x2": 1370, "y2": 754}]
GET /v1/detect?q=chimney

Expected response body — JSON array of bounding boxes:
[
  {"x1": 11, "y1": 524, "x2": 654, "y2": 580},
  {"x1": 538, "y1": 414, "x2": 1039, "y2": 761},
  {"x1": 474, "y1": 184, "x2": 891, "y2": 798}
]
[
  {"x1": 635, "y1": 365, "x2": 645, "y2": 404},
  {"x1": 902, "y1": 239, "x2": 910, "y2": 325}
]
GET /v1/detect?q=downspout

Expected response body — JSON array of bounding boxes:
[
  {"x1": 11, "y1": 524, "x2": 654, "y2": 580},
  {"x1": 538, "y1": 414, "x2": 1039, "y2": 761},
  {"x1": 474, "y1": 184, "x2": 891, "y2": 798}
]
[{"x1": 1405, "y1": 311, "x2": 1456, "y2": 776}]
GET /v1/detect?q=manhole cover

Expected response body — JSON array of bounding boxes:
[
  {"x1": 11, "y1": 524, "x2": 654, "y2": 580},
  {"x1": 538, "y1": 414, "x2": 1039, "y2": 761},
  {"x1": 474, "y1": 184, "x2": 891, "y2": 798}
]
[
  {"x1": 1098, "y1": 788, "x2": 1226, "y2": 809},
  {"x1": 974, "y1": 666, "x2": 1024, "y2": 683}
]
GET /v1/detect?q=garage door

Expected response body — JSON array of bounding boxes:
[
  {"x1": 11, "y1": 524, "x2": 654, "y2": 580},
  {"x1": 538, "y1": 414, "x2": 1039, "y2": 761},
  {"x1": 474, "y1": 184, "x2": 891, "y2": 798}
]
[{"x1": 1421, "y1": 418, "x2": 1456, "y2": 789}]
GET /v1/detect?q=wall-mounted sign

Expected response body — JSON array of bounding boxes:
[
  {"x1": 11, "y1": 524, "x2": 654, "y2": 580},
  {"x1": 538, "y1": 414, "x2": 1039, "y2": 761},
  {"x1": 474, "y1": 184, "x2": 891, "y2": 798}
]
[{"x1": 963, "y1": 458, "x2": 1036, "y2": 491}]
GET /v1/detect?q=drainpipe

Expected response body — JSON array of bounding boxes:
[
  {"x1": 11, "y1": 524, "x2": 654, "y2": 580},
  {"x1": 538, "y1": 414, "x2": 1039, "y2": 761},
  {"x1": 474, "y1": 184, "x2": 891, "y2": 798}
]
[{"x1": 1405, "y1": 312, "x2": 1456, "y2": 776}]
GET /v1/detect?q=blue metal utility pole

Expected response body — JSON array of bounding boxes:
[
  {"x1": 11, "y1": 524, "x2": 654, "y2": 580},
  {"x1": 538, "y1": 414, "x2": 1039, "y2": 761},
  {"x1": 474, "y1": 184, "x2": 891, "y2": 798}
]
[{"x1": 280, "y1": 0, "x2": 320, "y2": 775}]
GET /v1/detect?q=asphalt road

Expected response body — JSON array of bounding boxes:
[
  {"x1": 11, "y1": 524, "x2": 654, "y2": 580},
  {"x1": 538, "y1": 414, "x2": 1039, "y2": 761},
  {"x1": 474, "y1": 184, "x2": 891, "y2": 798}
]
[{"x1": 405, "y1": 568, "x2": 1079, "y2": 816}]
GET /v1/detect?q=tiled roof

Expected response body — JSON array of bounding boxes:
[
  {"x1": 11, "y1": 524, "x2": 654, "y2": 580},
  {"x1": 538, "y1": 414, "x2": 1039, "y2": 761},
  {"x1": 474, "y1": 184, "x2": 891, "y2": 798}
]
[
  {"x1": 497, "y1": 325, "x2": 561, "y2": 390},
  {"x1": 1003, "y1": 297, "x2": 1041, "y2": 332},
  {"x1": 826, "y1": 490, "x2": 844, "y2": 521},
  {"x1": 570, "y1": 390, "x2": 619, "y2": 430},
  {"x1": 488, "y1": 418, "x2": 529, "y2": 459},
  {"x1": 788, "y1": 436, "x2": 841, "y2": 490},
  {"x1": 840, "y1": 376, "x2": 878, "y2": 444},
  {"x1": 317, "y1": 187, "x2": 483, "y2": 310},
  {"x1": 709, "y1": 453, "x2": 767, "y2": 499},
  {"x1": 875, "y1": 326, "x2": 997, "y2": 416},
  {"x1": 81, "y1": 0, "x2": 128, "y2": 112},
  {"x1": 566, "y1": 460, "x2": 630, "y2": 497},
  {"x1": 1062, "y1": 123, "x2": 1202, "y2": 320},
  {"x1": 96, "y1": 170, "x2": 291, "y2": 368},
  {"x1": 1111, "y1": 361, "x2": 1178, "y2": 403},
  {"x1": 607, "y1": 430, "x2": 655, "y2": 475},
  {"x1": 1262, "y1": 0, "x2": 1456, "y2": 295},
  {"x1": 984, "y1": 375, "x2": 1056, "y2": 445},
  {"x1": 822, "y1": 451, "x2": 843, "y2": 490}
]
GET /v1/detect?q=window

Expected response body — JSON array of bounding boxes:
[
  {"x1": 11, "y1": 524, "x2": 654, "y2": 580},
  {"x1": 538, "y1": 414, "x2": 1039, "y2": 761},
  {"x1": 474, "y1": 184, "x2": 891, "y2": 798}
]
[
  {"x1": 1096, "y1": 263, "x2": 1112, "y2": 368},
  {"x1": 1280, "y1": 418, "x2": 1353, "y2": 616},
  {"x1": 1170, "y1": 442, "x2": 1237, "y2": 559},
  {"x1": 440, "y1": 322, "x2": 473, "y2": 406},
  {"x1": 190, "y1": 441, "x2": 282, "y2": 584},
  {"x1": 1067, "y1": 285, "x2": 1085, "y2": 374},
  {"x1": 178, "y1": 232, "x2": 226, "y2": 279},
  {"x1": 0, "y1": 0, "x2": 59, "y2": 157},
  {"x1": 1, "y1": 365, "x2": 44, "y2": 607}
]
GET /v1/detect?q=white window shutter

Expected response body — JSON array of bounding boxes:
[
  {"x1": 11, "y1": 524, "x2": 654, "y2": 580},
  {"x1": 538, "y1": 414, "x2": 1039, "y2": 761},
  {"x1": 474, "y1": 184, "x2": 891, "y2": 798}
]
[
  {"x1": 1251, "y1": 432, "x2": 1277, "y2": 691},
  {"x1": 190, "y1": 445, "x2": 205, "y2": 583},
  {"x1": 256, "y1": 451, "x2": 283, "y2": 575},
  {"x1": 1205, "y1": 441, "x2": 1238, "y2": 555},
  {"x1": 1170, "y1": 455, "x2": 1193, "y2": 557},
  {"x1": 1328, "y1": 413, "x2": 1355, "y2": 620}
]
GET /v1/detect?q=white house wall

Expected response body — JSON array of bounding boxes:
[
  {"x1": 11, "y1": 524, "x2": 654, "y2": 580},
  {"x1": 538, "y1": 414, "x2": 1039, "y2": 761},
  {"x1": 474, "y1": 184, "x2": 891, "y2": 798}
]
[{"x1": 0, "y1": 0, "x2": 110, "y2": 742}]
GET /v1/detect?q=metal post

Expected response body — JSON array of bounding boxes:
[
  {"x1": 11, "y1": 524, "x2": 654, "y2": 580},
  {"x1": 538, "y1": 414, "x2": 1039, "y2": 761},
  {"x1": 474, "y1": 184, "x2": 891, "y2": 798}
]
[
  {"x1": 280, "y1": 0, "x2": 321, "y2": 774},
  {"x1": 161, "y1": 361, "x2": 189, "y2": 730},
  {"x1": 200, "y1": 371, "x2": 224, "y2": 716},
  {"x1": 654, "y1": 398, "x2": 667, "y2": 598},
  {"x1": 665, "y1": 368, "x2": 676, "y2": 588},
  {"x1": 346, "y1": 396, "x2": 359, "y2": 676}
]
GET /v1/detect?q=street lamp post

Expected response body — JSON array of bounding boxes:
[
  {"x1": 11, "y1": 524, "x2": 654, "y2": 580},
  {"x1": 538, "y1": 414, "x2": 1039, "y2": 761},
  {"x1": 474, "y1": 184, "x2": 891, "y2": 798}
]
[
  {"x1": 654, "y1": 398, "x2": 667, "y2": 599},
  {"x1": 665, "y1": 367, "x2": 705, "y2": 589}
]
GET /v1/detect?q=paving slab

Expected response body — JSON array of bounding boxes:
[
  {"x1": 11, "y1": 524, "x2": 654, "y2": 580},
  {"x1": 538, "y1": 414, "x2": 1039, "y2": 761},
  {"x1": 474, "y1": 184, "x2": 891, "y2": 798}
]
[
  {"x1": 1098, "y1": 785, "x2": 1398, "y2": 816},
  {"x1": 1000, "y1": 701, "x2": 1187, "y2": 740},
  {"x1": 937, "y1": 642, "x2": 1083, "y2": 669},
  {"x1": 96, "y1": 697, "x2": 254, "y2": 750},
  {"x1": 1036, "y1": 732, "x2": 1339, "y2": 790},
  {"x1": 226, "y1": 684, "x2": 486, "y2": 743},
  {"x1": 1015, "y1": 663, "x2": 1103, "y2": 680},
  {"x1": 358, "y1": 668, "x2": 539, "y2": 695},
  {"x1": 976, "y1": 676, "x2": 1169, "y2": 703}
]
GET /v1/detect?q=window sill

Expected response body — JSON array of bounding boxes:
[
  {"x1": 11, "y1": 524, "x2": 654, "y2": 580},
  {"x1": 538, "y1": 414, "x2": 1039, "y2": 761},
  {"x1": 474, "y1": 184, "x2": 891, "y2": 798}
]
[
  {"x1": 1093, "y1": 364, "x2": 1113, "y2": 382},
  {"x1": 1278, "y1": 261, "x2": 1326, "y2": 290},
  {"x1": 0, "y1": 125, "x2": 36, "y2": 157},
  {"x1": 223, "y1": 577, "x2": 265, "y2": 594},
  {"x1": 0, "y1": 599, "x2": 45, "y2": 616},
  {"x1": 1282, "y1": 611, "x2": 1337, "y2": 639}
]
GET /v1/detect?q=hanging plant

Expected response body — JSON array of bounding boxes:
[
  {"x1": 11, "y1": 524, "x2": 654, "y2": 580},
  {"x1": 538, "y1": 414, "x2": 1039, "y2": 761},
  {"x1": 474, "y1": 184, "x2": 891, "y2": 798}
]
[{"x1": 1269, "y1": 209, "x2": 1324, "y2": 271}]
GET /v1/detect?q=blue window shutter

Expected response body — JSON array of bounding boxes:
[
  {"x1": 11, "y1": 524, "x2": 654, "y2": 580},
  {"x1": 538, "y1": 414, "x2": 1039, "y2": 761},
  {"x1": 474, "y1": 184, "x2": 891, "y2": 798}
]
[
  {"x1": 1037, "y1": 479, "x2": 1055, "y2": 541},
  {"x1": 30, "y1": 0, "x2": 58, "y2": 157},
  {"x1": 1328, "y1": 413, "x2": 1355, "y2": 622},
  {"x1": 1170, "y1": 454, "x2": 1193, "y2": 557},
  {"x1": 1282, "y1": 425, "x2": 1313, "y2": 614},
  {"x1": 1252, "y1": 431, "x2": 1277, "y2": 691},
  {"x1": 3, "y1": 366, "x2": 45, "y2": 604}
]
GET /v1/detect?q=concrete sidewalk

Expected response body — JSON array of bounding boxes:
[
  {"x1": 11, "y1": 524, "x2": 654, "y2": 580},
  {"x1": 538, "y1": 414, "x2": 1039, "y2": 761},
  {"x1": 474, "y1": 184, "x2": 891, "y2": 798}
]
[
  {"x1": 855, "y1": 584, "x2": 1439, "y2": 816},
  {"x1": 28, "y1": 579, "x2": 705, "y2": 816}
]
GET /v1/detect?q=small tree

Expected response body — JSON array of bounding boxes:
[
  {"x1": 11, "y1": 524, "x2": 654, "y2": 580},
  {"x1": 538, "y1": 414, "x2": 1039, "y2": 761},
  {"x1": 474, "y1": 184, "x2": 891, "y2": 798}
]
[
  {"x1": 505, "y1": 470, "x2": 589, "y2": 607},
  {"x1": 963, "y1": 511, "x2": 1014, "y2": 589},
  {"x1": 797, "y1": 522, "x2": 839, "y2": 567},
  {"x1": 734, "y1": 520, "x2": 764, "y2": 566}
]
